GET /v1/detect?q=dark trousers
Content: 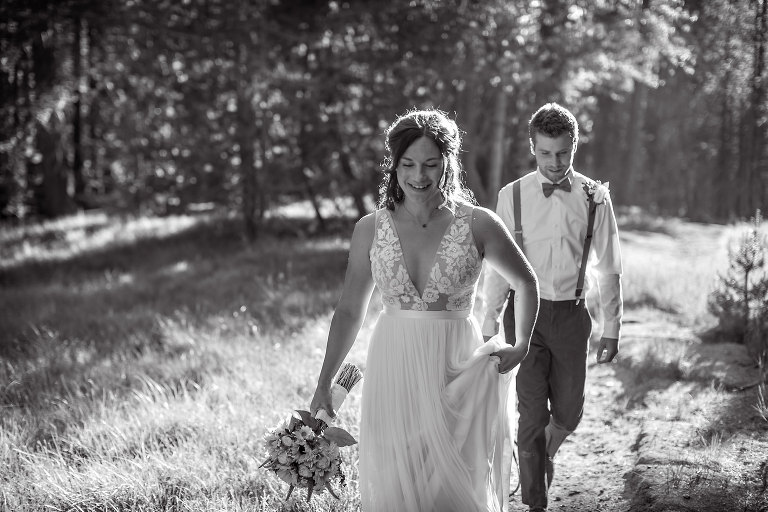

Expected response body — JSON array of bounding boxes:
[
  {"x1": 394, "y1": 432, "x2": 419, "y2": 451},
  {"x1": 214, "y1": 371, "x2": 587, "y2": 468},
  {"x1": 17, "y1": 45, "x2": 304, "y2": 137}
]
[{"x1": 516, "y1": 299, "x2": 592, "y2": 509}]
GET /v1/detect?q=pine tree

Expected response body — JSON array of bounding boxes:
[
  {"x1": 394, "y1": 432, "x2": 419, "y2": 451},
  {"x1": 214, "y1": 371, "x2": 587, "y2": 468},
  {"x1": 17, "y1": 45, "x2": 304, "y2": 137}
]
[{"x1": 708, "y1": 210, "x2": 768, "y2": 366}]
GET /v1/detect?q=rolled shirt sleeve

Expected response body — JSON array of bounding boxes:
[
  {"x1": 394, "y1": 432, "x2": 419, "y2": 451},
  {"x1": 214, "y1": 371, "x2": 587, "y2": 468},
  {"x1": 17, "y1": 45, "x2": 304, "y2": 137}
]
[
  {"x1": 481, "y1": 185, "x2": 516, "y2": 337},
  {"x1": 481, "y1": 266, "x2": 510, "y2": 337},
  {"x1": 591, "y1": 193, "x2": 623, "y2": 339},
  {"x1": 591, "y1": 193, "x2": 623, "y2": 276},
  {"x1": 597, "y1": 272, "x2": 622, "y2": 339}
]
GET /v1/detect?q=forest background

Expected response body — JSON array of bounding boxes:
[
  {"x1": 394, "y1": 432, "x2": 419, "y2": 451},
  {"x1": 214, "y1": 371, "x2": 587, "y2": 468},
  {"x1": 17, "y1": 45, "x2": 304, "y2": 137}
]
[{"x1": 1, "y1": 0, "x2": 766, "y2": 230}]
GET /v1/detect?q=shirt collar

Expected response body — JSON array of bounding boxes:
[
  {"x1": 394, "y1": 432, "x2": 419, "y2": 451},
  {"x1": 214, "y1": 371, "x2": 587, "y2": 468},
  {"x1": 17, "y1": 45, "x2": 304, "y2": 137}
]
[{"x1": 536, "y1": 167, "x2": 574, "y2": 186}]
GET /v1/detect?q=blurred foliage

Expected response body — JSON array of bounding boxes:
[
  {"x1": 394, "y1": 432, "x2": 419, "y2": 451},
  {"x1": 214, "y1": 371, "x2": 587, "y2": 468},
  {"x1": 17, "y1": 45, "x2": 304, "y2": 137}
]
[{"x1": 0, "y1": 0, "x2": 766, "y2": 233}]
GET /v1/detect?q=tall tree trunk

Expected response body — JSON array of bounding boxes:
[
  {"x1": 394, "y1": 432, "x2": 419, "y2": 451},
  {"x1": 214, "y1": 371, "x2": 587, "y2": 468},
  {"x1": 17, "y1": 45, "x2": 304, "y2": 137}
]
[
  {"x1": 536, "y1": 0, "x2": 568, "y2": 102},
  {"x1": 236, "y1": 41, "x2": 258, "y2": 241},
  {"x1": 623, "y1": 81, "x2": 649, "y2": 208},
  {"x1": 30, "y1": 29, "x2": 73, "y2": 218},
  {"x1": 486, "y1": 84, "x2": 508, "y2": 210},
  {"x1": 621, "y1": 1, "x2": 653, "y2": 210},
  {"x1": 298, "y1": 118, "x2": 326, "y2": 232},
  {"x1": 332, "y1": 115, "x2": 366, "y2": 218},
  {"x1": 0, "y1": 61, "x2": 20, "y2": 215},
  {"x1": 256, "y1": 107, "x2": 269, "y2": 222},
  {"x1": 748, "y1": 0, "x2": 767, "y2": 216},
  {"x1": 458, "y1": 44, "x2": 487, "y2": 205},
  {"x1": 87, "y1": 24, "x2": 105, "y2": 195},
  {"x1": 255, "y1": 10, "x2": 271, "y2": 228},
  {"x1": 239, "y1": 116, "x2": 258, "y2": 240},
  {"x1": 32, "y1": 118, "x2": 74, "y2": 218},
  {"x1": 72, "y1": 15, "x2": 86, "y2": 203},
  {"x1": 716, "y1": 34, "x2": 735, "y2": 220},
  {"x1": 337, "y1": 149, "x2": 367, "y2": 218},
  {"x1": 589, "y1": 93, "x2": 628, "y2": 204},
  {"x1": 303, "y1": 167, "x2": 326, "y2": 232},
  {"x1": 738, "y1": 96, "x2": 753, "y2": 218}
]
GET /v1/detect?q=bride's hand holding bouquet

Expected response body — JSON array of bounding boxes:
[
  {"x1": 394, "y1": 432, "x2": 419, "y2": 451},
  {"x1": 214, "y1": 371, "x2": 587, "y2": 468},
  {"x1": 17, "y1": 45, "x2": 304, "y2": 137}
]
[
  {"x1": 260, "y1": 363, "x2": 362, "y2": 503},
  {"x1": 310, "y1": 360, "x2": 363, "y2": 426},
  {"x1": 309, "y1": 387, "x2": 335, "y2": 425}
]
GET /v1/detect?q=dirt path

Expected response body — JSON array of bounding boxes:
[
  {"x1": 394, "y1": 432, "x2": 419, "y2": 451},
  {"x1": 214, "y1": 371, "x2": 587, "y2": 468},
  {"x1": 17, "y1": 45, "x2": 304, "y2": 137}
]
[
  {"x1": 548, "y1": 360, "x2": 641, "y2": 512},
  {"x1": 503, "y1": 311, "x2": 768, "y2": 512},
  {"x1": 506, "y1": 357, "x2": 642, "y2": 512}
]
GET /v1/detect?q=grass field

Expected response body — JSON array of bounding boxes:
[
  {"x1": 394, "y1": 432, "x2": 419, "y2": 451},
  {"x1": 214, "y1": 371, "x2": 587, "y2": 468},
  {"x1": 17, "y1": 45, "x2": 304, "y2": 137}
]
[{"x1": 0, "y1": 206, "x2": 763, "y2": 511}]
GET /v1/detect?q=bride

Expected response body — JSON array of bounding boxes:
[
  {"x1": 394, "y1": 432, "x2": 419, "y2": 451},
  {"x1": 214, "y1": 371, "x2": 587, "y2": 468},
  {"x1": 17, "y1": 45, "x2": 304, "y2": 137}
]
[{"x1": 309, "y1": 109, "x2": 539, "y2": 512}]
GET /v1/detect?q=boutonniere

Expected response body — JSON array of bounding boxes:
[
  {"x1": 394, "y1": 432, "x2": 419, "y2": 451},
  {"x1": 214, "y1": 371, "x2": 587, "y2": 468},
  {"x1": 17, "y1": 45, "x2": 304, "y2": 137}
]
[{"x1": 583, "y1": 180, "x2": 610, "y2": 205}]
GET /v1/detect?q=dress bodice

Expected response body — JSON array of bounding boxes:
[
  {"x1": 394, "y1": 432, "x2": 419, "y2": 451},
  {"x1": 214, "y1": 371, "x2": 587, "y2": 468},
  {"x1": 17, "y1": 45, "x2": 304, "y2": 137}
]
[{"x1": 370, "y1": 204, "x2": 482, "y2": 312}]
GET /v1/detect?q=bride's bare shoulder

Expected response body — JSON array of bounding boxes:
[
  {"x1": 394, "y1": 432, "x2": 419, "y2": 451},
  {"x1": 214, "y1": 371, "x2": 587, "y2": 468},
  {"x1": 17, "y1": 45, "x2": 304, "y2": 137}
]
[
  {"x1": 357, "y1": 211, "x2": 377, "y2": 225},
  {"x1": 350, "y1": 211, "x2": 378, "y2": 246},
  {"x1": 470, "y1": 206, "x2": 504, "y2": 231}
]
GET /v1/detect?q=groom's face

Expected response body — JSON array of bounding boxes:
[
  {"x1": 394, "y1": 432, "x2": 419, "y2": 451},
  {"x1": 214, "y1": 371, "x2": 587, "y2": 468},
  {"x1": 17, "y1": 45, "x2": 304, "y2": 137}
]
[{"x1": 532, "y1": 132, "x2": 575, "y2": 183}]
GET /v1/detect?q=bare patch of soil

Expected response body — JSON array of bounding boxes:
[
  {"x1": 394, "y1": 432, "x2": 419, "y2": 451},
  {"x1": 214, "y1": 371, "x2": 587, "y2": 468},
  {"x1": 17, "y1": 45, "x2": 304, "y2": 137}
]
[{"x1": 507, "y1": 309, "x2": 768, "y2": 512}]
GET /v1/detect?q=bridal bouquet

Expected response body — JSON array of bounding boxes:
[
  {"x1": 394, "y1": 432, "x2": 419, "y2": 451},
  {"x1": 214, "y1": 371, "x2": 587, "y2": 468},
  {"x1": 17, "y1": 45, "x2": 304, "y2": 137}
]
[{"x1": 260, "y1": 363, "x2": 363, "y2": 502}]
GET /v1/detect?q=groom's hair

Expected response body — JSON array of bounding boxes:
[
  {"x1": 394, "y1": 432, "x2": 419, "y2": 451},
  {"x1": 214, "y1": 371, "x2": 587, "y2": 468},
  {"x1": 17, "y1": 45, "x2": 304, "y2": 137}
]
[{"x1": 528, "y1": 102, "x2": 579, "y2": 154}]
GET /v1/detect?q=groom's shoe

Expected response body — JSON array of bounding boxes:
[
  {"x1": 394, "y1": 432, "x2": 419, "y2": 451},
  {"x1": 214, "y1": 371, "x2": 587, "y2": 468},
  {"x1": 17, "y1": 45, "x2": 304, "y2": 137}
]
[
  {"x1": 529, "y1": 507, "x2": 547, "y2": 512},
  {"x1": 545, "y1": 456, "x2": 555, "y2": 490}
]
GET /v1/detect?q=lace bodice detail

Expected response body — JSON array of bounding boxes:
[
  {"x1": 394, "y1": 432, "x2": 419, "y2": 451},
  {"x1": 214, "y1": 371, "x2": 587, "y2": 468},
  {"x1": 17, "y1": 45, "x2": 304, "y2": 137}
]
[{"x1": 370, "y1": 205, "x2": 482, "y2": 311}]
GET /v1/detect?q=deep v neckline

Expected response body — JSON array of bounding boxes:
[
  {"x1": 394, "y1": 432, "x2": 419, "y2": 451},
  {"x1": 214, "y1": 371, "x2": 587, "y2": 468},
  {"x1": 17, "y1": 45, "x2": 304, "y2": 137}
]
[{"x1": 386, "y1": 208, "x2": 457, "y2": 298}]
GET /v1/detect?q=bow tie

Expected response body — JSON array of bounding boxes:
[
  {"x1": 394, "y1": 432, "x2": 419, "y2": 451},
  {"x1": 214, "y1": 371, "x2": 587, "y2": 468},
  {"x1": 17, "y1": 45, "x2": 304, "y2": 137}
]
[{"x1": 542, "y1": 180, "x2": 571, "y2": 197}]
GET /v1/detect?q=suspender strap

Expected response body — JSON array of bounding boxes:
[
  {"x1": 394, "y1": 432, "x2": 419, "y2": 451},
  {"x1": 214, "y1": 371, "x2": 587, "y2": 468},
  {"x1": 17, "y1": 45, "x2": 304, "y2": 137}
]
[
  {"x1": 575, "y1": 200, "x2": 597, "y2": 301},
  {"x1": 512, "y1": 179, "x2": 523, "y2": 249},
  {"x1": 503, "y1": 180, "x2": 523, "y2": 338}
]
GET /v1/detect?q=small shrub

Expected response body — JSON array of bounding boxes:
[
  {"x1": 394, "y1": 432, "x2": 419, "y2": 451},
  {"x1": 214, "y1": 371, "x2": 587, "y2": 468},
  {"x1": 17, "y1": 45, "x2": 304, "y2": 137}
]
[{"x1": 708, "y1": 210, "x2": 768, "y2": 366}]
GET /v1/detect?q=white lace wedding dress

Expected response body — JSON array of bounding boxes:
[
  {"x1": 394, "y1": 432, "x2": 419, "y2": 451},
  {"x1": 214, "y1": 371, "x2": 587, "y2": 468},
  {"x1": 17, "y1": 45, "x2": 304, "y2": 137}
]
[{"x1": 359, "y1": 205, "x2": 515, "y2": 512}]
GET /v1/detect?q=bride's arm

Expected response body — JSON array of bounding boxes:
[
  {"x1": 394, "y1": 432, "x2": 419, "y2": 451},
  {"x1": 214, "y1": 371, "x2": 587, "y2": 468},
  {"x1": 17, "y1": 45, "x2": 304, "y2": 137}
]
[
  {"x1": 310, "y1": 213, "x2": 376, "y2": 419},
  {"x1": 472, "y1": 207, "x2": 539, "y2": 372}
]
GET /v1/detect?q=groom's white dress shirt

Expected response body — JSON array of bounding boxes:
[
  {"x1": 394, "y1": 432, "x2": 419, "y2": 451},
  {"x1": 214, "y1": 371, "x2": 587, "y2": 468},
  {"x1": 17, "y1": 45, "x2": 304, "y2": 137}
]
[{"x1": 482, "y1": 168, "x2": 623, "y2": 339}]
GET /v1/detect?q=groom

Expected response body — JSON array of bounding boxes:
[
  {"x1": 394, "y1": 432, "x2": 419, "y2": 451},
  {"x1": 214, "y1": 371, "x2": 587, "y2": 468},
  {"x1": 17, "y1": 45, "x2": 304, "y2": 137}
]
[{"x1": 482, "y1": 102, "x2": 624, "y2": 512}]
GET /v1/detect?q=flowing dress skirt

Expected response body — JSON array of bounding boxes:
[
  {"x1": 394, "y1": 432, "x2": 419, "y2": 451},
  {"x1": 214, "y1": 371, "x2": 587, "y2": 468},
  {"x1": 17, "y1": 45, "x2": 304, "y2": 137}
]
[{"x1": 359, "y1": 307, "x2": 515, "y2": 512}]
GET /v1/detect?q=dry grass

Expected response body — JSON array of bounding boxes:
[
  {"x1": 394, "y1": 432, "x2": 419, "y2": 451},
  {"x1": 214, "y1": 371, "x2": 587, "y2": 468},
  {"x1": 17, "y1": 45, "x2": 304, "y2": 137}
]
[
  {"x1": 1, "y1": 208, "x2": 766, "y2": 511},
  {"x1": 617, "y1": 213, "x2": 731, "y2": 328},
  {"x1": 0, "y1": 210, "x2": 370, "y2": 511},
  {"x1": 757, "y1": 384, "x2": 768, "y2": 423}
]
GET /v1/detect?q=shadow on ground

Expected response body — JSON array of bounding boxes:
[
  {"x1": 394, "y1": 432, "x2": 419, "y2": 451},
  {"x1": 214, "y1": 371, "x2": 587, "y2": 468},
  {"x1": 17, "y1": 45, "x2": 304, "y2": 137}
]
[{"x1": 609, "y1": 308, "x2": 768, "y2": 512}]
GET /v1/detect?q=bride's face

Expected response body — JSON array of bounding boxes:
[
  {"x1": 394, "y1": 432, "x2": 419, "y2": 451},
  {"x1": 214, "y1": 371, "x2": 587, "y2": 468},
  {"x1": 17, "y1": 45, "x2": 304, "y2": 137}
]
[{"x1": 396, "y1": 136, "x2": 444, "y2": 205}]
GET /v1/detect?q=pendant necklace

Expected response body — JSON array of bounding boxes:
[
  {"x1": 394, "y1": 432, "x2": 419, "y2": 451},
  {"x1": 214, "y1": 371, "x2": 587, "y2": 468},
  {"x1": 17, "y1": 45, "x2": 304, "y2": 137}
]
[{"x1": 401, "y1": 203, "x2": 440, "y2": 228}]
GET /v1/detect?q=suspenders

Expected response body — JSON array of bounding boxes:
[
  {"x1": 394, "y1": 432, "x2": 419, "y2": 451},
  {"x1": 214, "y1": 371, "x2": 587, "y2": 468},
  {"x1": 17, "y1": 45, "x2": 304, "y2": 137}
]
[
  {"x1": 501, "y1": 180, "x2": 523, "y2": 339},
  {"x1": 512, "y1": 179, "x2": 523, "y2": 249},
  {"x1": 507, "y1": 177, "x2": 597, "y2": 302},
  {"x1": 575, "y1": 200, "x2": 598, "y2": 304}
]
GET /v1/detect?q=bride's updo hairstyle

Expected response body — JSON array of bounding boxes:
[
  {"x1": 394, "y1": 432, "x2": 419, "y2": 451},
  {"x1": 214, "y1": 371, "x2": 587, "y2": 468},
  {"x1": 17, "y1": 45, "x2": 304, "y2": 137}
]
[{"x1": 378, "y1": 109, "x2": 476, "y2": 211}]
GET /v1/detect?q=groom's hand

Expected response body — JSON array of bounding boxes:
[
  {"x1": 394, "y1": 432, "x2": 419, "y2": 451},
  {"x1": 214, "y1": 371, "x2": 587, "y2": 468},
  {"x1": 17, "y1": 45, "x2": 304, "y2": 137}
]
[{"x1": 596, "y1": 337, "x2": 619, "y2": 363}]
